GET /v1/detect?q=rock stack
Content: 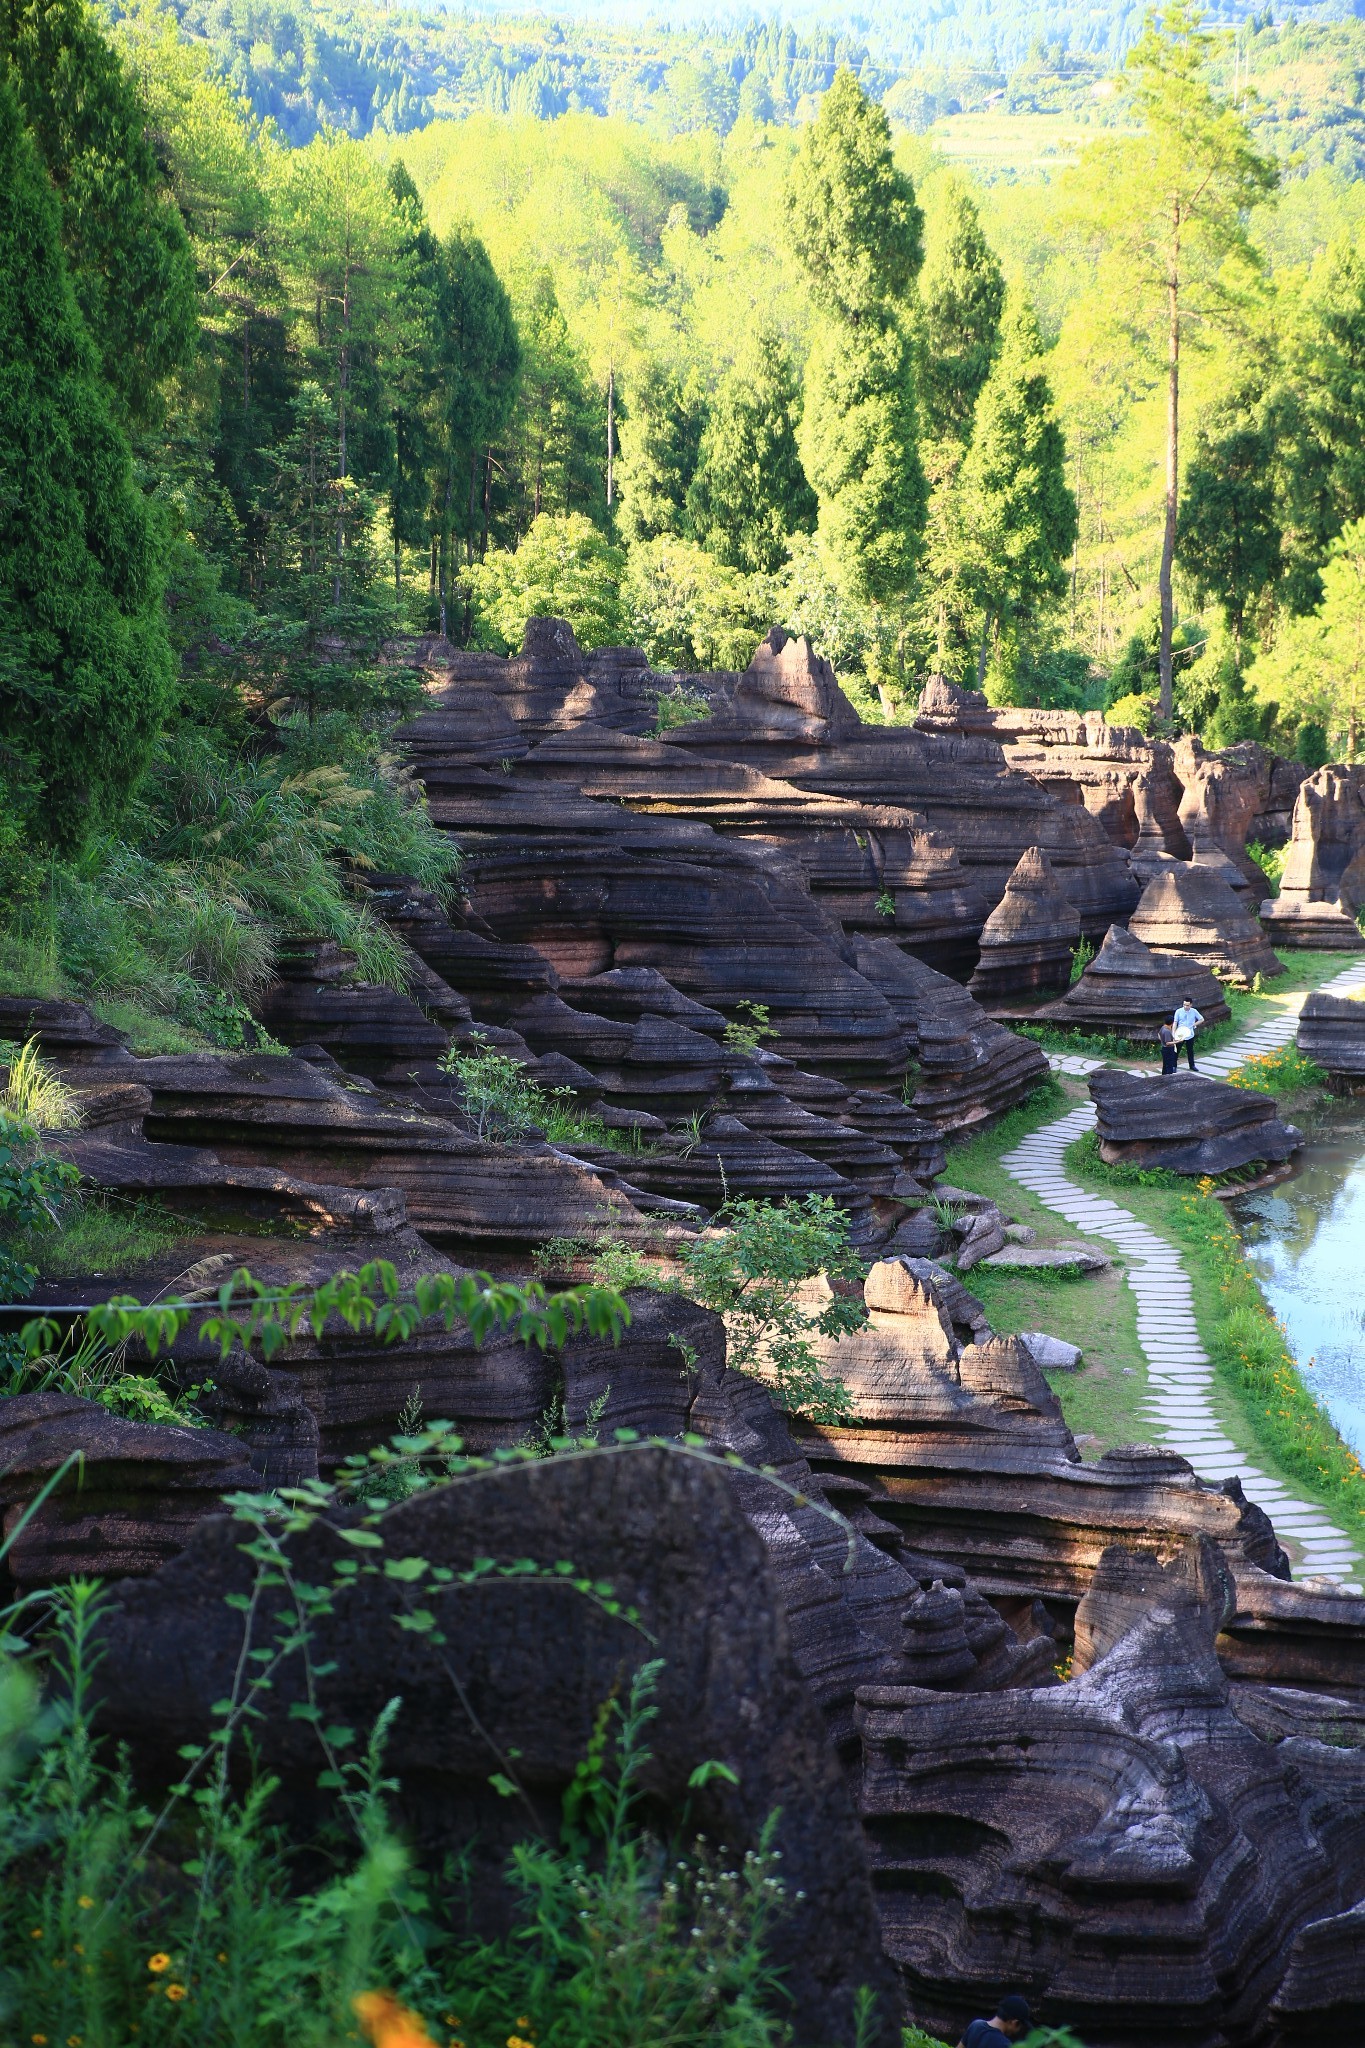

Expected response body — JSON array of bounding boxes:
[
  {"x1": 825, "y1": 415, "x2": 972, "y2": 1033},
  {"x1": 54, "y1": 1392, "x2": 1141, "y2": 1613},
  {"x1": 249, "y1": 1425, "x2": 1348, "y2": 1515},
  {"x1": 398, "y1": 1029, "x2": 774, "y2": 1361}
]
[
  {"x1": 966, "y1": 846, "x2": 1081, "y2": 1001},
  {"x1": 1261, "y1": 764, "x2": 1365, "y2": 950},
  {"x1": 1035, "y1": 924, "x2": 1229, "y2": 1040},
  {"x1": 1088, "y1": 1067, "x2": 1302, "y2": 1176},
  {"x1": 1296, "y1": 991, "x2": 1365, "y2": 1090},
  {"x1": 852, "y1": 938, "x2": 1050, "y2": 1127},
  {"x1": 1128, "y1": 861, "x2": 1283, "y2": 984}
]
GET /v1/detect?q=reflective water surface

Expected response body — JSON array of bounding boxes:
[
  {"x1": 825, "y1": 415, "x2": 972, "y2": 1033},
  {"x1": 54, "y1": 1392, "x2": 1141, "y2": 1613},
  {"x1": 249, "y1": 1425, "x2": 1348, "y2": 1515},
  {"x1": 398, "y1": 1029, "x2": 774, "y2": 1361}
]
[{"x1": 1231, "y1": 1099, "x2": 1365, "y2": 1460}]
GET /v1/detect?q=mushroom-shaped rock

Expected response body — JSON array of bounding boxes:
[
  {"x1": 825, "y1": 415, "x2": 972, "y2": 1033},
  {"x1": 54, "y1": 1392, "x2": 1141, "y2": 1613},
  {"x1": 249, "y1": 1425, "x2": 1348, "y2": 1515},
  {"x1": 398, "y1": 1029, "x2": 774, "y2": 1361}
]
[
  {"x1": 1088, "y1": 1067, "x2": 1302, "y2": 1176},
  {"x1": 967, "y1": 846, "x2": 1081, "y2": 1001},
  {"x1": 1036, "y1": 923, "x2": 1230, "y2": 1040},
  {"x1": 1128, "y1": 860, "x2": 1283, "y2": 984}
]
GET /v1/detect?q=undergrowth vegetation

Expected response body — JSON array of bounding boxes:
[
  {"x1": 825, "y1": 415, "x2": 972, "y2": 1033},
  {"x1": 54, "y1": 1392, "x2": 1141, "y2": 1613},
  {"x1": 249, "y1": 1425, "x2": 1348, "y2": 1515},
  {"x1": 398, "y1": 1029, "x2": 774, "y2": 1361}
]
[
  {"x1": 536, "y1": 1195, "x2": 868, "y2": 1425},
  {"x1": 2, "y1": 701, "x2": 457, "y2": 1050},
  {"x1": 1227, "y1": 1045, "x2": 1329, "y2": 1096},
  {"x1": 0, "y1": 1266, "x2": 837, "y2": 2048}
]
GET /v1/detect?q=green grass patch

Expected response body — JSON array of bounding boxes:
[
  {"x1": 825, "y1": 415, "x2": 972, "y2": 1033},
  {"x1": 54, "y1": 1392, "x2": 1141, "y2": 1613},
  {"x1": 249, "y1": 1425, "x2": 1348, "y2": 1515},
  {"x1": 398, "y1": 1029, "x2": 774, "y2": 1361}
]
[
  {"x1": 963, "y1": 1259, "x2": 1151, "y2": 1451},
  {"x1": 942, "y1": 1077, "x2": 1150, "y2": 1454},
  {"x1": 1066, "y1": 1133, "x2": 1365, "y2": 1536},
  {"x1": 4, "y1": 1192, "x2": 194, "y2": 1280}
]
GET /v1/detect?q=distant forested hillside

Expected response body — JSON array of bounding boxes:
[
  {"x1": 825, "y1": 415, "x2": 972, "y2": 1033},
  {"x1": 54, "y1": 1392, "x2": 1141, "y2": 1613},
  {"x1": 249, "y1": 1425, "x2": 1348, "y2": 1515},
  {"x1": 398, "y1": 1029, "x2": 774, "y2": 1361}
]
[{"x1": 107, "y1": 0, "x2": 1365, "y2": 176}]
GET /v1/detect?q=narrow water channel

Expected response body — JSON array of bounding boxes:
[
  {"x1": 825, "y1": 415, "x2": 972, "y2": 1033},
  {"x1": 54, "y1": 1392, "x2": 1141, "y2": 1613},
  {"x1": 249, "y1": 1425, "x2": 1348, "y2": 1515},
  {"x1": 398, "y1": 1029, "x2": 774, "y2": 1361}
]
[{"x1": 1230, "y1": 1098, "x2": 1365, "y2": 1461}]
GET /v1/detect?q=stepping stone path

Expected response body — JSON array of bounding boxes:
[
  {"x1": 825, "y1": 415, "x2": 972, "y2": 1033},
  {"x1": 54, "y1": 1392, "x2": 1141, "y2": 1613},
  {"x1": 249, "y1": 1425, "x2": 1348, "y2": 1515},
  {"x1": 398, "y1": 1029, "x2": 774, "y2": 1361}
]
[{"x1": 1003, "y1": 957, "x2": 1365, "y2": 1589}]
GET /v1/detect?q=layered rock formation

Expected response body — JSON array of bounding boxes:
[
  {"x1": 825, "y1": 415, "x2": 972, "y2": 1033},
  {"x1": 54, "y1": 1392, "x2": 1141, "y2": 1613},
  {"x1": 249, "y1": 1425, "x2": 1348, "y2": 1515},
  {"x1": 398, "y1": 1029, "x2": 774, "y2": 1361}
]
[
  {"x1": 860, "y1": 1537, "x2": 1365, "y2": 2045},
  {"x1": 1296, "y1": 991, "x2": 1365, "y2": 1089},
  {"x1": 1261, "y1": 765, "x2": 1365, "y2": 950},
  {"x1": 1089, "y1": 1068, "x2": 1303, "y2": 1176},
  {"x1": 967, "y1": 846, "x2": 1081, "y2": 1001},
  {"x1": 1036, "y1": 925, "x2": 1230, "y2": 1041},
  {"x1": 1128, "y1": 862, "x2": 1284, "y2": 984}
]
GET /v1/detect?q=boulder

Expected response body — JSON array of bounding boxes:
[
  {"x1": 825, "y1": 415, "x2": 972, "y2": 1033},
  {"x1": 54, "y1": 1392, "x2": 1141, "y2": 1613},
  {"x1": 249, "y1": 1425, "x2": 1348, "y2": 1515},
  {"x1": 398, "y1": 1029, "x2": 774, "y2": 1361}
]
[
  {"x1": 92, "y1": 1444, "x2": 900, "y2": 2048},
  {"x1": 982, "y1": 1243, "x2": 1110, "y2": 1273},
  {"x1": 1261, "y1": 764, "x2": 1365, "y2": 951},
  {"x1": 1017, "y1": 1331, "x2": 1084, "y2": 1371},
  {"x1": 1296, "y1": 990, "x2": 1365, "y2": 1088},
  {"x1": 1035, "y1": 923, "x2": 1230, "y2": 1041},
  {"x1": 967, "y1": 846, "x2": 1081, "y2": 1001},
  {"x1": 1088, "y1": 1068, "x2": 1302, "y2": 1176},
  {"x1": 1128, "y1": 862, "x2": 1284, "y2": 984}
]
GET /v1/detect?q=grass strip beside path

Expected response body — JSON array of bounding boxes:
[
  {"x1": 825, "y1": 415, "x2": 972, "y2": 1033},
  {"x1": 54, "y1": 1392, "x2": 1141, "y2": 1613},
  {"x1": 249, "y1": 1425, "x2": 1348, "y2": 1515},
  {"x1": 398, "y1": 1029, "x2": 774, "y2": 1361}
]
[
  {"x1": 1066, "y1": 1134, "x2": 1365, "y2": 1539},
  {"x1": 943, "y1": 1078, "x2": 1152, "y2": 1453}
]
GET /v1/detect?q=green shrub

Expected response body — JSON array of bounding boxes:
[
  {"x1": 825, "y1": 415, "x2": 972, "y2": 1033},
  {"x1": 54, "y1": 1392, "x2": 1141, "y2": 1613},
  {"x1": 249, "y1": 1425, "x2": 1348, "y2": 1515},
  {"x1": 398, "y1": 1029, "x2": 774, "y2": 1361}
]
[
  {"x1": 679, "y1": 1193, "x2": 865, "y2": 1423},
  {"x1": 651, "y1": 683, "x2": 712, "y2": 734},
  {"x1": 0, "y1": 1109, "x2": 79, "y2": 1302},
  {"x1": 437, "y1": 1039, "x2": 628, "y2": 1155},
  {"x1": 722, "y1": 1002, "x2": 779, "y2": 1057},
  {"x1": 1068, "y1": 936, "x2": 1095, "y2": 985},
  {"x1": 469, "y1": 511, "x2": 626, "y2": 652},
  {"x1": 1246, "y1": 839, "x2": 1286, "y2": 896}
]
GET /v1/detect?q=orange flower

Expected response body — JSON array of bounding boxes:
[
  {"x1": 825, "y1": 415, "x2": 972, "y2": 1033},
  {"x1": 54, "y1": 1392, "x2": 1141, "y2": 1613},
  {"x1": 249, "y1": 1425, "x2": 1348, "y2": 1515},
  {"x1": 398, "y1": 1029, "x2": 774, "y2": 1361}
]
[
  {"x1": 353, "y1": 1992, "x2": 440, "y2": 2048},
  {"x1": 147, "y1": 1954, "x2": 172, "y2": 1975},
  {"x1": 165, "y1": 1986, "x2": 187, "y2": 2003}
]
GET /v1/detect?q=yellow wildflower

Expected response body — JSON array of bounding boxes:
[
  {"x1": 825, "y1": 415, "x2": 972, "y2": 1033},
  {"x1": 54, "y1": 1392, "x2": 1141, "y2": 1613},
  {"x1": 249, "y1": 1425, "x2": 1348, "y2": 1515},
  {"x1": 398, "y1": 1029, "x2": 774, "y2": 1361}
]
[
  {"x1": 165, "y1": 1984, "x2": 188, "y2": 2002},
  {"x1": 147, "y1": 1954, "x2": 172, "y2": 1974}
]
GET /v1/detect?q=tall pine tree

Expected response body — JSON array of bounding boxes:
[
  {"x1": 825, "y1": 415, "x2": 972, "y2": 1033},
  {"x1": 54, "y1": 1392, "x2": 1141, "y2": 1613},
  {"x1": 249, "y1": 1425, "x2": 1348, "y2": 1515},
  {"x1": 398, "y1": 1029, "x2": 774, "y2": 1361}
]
[
  {"x1": 958, "y1": 298, "x2": 1078, "y2": 682},
  {"x1": 0, "y1": 68, "x2": 174, "y2": 844},
  {"x1": 1, "y1": 0, "x2": 197, "y2": 425},
  {"x1": 688, "y1": 330, "x2": 815, "y2": 575},
  {"x1": 785, "y1": 69, "x2": 926, "y2": 604},
  {"x1": 915, "y1": 175, "x2": 1005, "y2": 445}
]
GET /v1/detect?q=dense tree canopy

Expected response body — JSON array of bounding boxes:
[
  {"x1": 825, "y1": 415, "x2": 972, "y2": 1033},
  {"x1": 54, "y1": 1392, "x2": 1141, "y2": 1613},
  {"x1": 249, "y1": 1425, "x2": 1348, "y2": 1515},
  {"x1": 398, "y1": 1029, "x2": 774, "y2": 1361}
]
[{"x1": 0, "y1": 67, "x2": 175, "y2": 844}]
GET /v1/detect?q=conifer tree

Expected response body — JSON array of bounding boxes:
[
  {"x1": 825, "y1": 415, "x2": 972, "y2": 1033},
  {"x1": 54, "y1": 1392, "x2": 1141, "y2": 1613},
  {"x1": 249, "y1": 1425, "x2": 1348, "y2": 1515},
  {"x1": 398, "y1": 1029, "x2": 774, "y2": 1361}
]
[
  {"x1": 430, "y1": 223, "x2": 520, "y2": 631},
  {"x1": 958, "y1": 298, "x2": 1078, "y2": 681},
  {"x1": 615, "y1": 364, "x2": 707, "y2": 547},
  {"x1": 785, "y1": 68, "x2": 926, "y2": 605},
  {"x1": 915, "y1": 175, "x2": 1006, "y2": 445},
  {"x1": 688, "y1": 330, "x2": 815, "y2": 576},
  {"x1": 1, "y1": 0, "x2": 197, "y2": 424},
  {"x1": 0, "y1": 70, "x2": 174, "y2": 844}
]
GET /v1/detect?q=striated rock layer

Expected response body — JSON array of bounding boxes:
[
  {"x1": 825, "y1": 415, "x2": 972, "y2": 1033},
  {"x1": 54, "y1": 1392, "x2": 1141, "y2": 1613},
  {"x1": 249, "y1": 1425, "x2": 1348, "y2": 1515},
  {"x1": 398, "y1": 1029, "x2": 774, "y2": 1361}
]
[
  {"x1": 1129, "y1": 862, "x2": 1284, "y2": 984},
  {"x1": 1089, "y1": 1068, "x2": 1303, "y2": 1176},
  {"x1": 1036, "y1": 924, "x2": 1230, "y2": 1041},
  {"x1": 967, "y1": 845, "x2": 1080, "y2": 1001},
  {"x1": 1261, "y1": 764, "x2": 1365, "y2": 950},
  {"x1": 1296, "y1": 990, "x2": 1365, "y2": 1088}
]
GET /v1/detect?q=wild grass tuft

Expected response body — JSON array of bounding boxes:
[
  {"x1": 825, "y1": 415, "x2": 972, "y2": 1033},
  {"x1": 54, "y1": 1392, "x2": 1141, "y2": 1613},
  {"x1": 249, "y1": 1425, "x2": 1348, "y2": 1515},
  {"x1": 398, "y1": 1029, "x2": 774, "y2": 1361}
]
[{"x1": 0, "y1": 1040, "x2": 80, "y2": 1130}]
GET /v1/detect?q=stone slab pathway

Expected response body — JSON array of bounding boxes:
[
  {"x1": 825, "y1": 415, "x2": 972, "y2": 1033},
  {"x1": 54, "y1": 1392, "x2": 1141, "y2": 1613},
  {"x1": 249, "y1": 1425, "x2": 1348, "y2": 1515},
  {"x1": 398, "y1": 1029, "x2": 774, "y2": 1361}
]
[{"x1": 1002, "y1": 955, "x2": 1365, "y2": 1588}]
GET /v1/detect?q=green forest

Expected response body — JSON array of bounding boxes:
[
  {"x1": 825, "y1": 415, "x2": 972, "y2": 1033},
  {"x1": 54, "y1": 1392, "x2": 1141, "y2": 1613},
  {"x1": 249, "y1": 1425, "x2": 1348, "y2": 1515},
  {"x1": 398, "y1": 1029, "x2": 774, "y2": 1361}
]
[{"x1": 4, "y1": 0, "x2": 1365, "y2": 1047}]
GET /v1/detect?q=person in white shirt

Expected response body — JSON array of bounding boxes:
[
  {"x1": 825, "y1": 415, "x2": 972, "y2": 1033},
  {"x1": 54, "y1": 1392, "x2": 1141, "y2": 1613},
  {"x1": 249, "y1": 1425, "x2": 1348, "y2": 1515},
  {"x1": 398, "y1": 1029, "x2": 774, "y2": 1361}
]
[{"x1": 1172, "y1": 997, "x2": 1204, "y2": 1070}]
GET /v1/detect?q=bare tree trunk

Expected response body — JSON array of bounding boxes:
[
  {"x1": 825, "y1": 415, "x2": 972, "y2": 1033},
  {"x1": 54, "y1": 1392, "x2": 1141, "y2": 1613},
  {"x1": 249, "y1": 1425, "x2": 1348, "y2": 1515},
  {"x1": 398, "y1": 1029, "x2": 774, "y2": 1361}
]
[
  {"x1": 606, "y1": 359, "x2": 615, "y2": 508},
  {"x1": 976, "y1": 613, "x2": 991, "y2": 689},
  {"x1": 1071, "y1": 448, "x2": 1081, "y2": 639},
  {"x1": 1158, "y1": 212, "x2": 1181, "y2": 725}
]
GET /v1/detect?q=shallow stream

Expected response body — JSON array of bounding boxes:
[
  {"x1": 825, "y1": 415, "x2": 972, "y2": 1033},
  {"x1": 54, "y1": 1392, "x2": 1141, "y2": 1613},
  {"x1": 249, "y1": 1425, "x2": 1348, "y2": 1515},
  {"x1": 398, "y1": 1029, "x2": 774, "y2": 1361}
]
[{"x1": 1230, "y1": 1097, "x2": 1365, "y2": 1460}]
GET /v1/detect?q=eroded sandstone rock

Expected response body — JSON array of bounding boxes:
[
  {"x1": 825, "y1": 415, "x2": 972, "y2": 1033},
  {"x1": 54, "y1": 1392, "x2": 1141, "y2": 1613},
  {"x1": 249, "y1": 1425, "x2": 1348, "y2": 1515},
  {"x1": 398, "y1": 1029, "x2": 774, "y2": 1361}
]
[
  {"x1": 1296, "y1": 990, "x2": 1365, "y2": 1088},
  {"x1": 1036, "y1": 923, "x2": 1230, "y2": 1041},
  {"x1": 1089, "y1": 1068, "x2": 1302, "y2": 1176},
  {"x1": 1128, "y1": 862, "x2": 1284, "y2": 984},
  {"x1": 1261, "y1": 764, "x2": 1365, "y2": 951},
  {"x1": 967, "y1": 846, "x2": 1081, "y2": 1002}
]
